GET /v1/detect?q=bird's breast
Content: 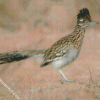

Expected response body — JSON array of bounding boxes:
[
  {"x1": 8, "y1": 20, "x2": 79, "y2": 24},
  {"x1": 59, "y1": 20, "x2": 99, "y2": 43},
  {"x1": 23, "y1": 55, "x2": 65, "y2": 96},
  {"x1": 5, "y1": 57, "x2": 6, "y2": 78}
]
[{"x1": 50, "y1": 45, "x2": 80, "y2": 69}]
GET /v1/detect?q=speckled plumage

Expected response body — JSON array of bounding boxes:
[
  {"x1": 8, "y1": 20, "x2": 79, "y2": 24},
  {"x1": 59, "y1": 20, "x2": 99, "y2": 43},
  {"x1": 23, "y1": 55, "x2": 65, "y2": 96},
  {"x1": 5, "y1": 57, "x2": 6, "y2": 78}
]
[
  {"x1": 40, "y1": 25, "x2": 85, "y2": 68},
  {"x1": 39, "y1": 8, "x2": 98, "y2": 82},
  {"x1": 0, "y1": 8, "x2": 98, "y2": 82}
]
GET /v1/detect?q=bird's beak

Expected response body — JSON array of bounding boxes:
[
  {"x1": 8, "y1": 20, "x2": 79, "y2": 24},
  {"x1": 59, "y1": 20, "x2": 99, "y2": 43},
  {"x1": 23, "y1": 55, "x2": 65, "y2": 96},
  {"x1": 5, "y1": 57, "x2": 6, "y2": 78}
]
[{"x1": 88, "y1": 21, "x2": 99, "y2": 26}]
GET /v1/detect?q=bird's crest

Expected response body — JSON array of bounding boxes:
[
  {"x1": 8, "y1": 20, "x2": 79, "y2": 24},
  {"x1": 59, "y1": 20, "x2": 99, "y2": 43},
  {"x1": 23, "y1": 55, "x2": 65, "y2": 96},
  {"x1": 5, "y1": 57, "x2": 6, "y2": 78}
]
[{"x1": 77, "y1": 8, "x2": 91, "y2": 23}]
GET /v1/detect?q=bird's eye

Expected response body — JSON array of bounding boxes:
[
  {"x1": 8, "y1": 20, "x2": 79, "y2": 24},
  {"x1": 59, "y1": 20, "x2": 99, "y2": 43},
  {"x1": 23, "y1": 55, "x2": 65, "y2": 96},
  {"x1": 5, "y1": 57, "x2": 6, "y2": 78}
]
[{"x1": 79, "y1": 19, "x2": 84, "y2": 22}]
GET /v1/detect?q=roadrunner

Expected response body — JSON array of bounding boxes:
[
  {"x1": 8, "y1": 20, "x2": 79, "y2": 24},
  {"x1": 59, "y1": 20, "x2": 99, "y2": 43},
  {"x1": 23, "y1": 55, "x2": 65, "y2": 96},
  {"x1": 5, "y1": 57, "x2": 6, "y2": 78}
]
[{"x1": 0, "y1": 8, "x2": 98, "y2": 82}]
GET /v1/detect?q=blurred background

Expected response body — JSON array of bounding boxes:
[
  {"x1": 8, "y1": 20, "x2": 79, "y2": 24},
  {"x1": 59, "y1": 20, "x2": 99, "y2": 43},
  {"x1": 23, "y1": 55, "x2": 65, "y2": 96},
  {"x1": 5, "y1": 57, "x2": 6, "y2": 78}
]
[
  {"x1": 0, "y1": 0, "x2": 100, "y2": 32},
  {"x1": 0, "y1": 0, "x2": 100, "y2": 100}
]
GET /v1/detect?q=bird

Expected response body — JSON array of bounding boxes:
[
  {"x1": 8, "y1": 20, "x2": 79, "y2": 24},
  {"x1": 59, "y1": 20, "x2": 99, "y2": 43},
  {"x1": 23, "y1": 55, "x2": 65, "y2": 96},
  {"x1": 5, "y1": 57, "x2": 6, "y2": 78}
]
[{"x1": 0, "y1": 8, "x2": 99, "y2": 82}]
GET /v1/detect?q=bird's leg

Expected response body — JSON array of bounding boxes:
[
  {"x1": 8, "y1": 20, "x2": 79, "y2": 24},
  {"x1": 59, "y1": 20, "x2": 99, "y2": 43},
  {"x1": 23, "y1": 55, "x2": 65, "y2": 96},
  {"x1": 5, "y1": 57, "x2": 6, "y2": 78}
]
[{"x1": 58, "y1": 69, "x2": 75, "y2": 83}]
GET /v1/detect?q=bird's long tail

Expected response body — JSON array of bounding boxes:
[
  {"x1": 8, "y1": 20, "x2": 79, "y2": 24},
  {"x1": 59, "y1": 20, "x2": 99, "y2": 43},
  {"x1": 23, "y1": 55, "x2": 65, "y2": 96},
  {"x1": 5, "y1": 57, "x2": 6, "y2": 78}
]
[{"x1": 0, "y1": 49, "x2": 46, "y2": 64}]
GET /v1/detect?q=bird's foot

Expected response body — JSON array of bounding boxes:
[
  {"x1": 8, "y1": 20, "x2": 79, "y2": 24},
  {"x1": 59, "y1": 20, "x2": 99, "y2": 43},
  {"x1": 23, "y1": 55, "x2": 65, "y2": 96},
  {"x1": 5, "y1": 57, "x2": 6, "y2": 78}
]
[{"x1": 60, "y1": 79, "x2": 75, "y2": 84}]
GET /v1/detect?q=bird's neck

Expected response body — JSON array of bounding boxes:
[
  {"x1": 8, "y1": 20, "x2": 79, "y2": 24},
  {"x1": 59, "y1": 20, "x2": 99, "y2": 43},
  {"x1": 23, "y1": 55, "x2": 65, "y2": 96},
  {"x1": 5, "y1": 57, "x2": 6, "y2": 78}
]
[
  {"x1": 73, "y1": 25, "x2": 85, "y2": 38},
  {"x1": 74, "y1": 25, "x2": 85, "y2": 33},
  {"x1": 71, "y1": 25, "x2": 85, "y2": 49}
]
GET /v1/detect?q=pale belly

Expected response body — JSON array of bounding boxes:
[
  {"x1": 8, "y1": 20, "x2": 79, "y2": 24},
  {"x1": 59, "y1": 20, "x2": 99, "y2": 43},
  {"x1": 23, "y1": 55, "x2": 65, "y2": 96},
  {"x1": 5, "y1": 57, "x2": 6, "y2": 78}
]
[{"x1": 50, "y1": 48, "x2": 80, "y2": 69}]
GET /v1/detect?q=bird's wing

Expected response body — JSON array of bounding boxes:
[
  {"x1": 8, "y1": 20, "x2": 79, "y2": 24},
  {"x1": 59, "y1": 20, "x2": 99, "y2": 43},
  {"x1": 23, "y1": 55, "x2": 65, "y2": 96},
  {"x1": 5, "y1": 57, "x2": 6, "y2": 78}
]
[{"x1": 40, "y1": 36, "x2": 70, "y2": 68}]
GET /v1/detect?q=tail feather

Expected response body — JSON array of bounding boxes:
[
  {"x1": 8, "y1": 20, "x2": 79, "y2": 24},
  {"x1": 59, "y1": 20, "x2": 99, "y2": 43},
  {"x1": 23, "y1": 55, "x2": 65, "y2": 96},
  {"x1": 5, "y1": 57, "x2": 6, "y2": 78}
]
[{"x1": 0, "y1": 49, "x2": 46, "y2": 64}]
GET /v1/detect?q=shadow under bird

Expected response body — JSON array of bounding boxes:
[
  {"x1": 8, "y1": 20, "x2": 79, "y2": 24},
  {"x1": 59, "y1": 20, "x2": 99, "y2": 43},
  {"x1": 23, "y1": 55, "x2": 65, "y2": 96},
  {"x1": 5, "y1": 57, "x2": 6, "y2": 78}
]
[{"x1": 0, "y1": 8, "x2": 99, "y2": 82}]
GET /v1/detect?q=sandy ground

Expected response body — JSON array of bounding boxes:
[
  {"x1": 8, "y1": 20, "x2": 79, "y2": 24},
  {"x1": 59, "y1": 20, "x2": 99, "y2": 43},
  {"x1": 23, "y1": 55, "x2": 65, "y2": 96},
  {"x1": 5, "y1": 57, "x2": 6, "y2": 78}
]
[{"x1": 0, "y1": 0, "x2": 100, "y2": 100}]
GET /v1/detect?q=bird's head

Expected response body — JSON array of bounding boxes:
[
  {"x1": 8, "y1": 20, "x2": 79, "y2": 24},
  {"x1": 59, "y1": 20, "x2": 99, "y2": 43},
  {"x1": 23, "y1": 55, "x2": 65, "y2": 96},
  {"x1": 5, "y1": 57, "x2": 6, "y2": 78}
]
[{"x1": 77, "y1": 8, "x2": 99, "y2": 29}]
